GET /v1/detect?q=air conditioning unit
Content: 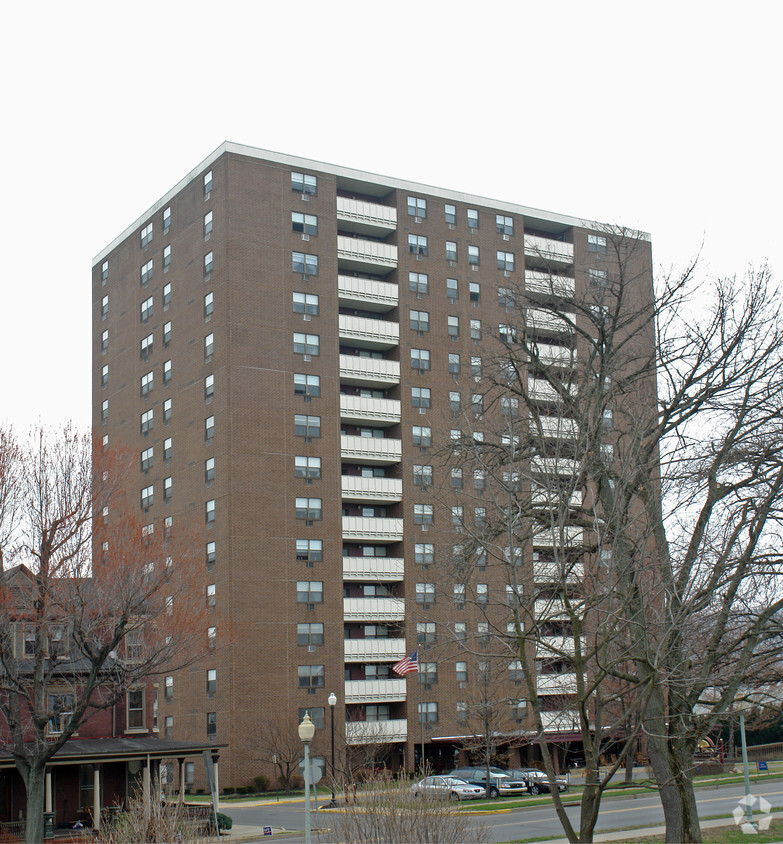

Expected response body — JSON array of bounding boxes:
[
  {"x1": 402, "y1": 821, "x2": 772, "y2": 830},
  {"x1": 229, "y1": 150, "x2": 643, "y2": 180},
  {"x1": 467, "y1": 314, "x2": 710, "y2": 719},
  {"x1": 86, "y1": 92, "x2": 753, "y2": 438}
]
[
  {"x1": 303, "y1": 354, "x2": 312, "y2": 362},
  {"x1": 419, "y1": 407, "x2": 426, "y2": 414},
  {"x1": 459, "y1": 682, "x2": 466, "y2": 689},
  {"x1": 301, "y1": 194, "x2": 309, "y2": 201},
  {"x1": 302, "y1": 234, "x2": 310, "y2": 242},
  {"x1": 308, "y1": 645, "x2": 316, "y2": 653},
  {"x1": 303, "y1": 314, "x2": 311, "y2": 321},
  {"x1": 503, "y1": 234, "x2": 510, "y2": 241}
]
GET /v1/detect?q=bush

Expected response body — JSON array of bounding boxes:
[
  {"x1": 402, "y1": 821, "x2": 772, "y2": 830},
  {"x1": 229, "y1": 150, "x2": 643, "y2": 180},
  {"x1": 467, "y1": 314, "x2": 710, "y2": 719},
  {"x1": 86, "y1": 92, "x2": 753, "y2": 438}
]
[
  {"x1": 211, "y1": 811, "x2": 233, "y2": 831},
  {"x1": 290, "y1": 775, "x2": 304, "y2": 790},
  {"x1": 254, "y1": 774, "x2": 270, "y2": 793},
  {"x1": 223, "y1": 786, "x2": 236, "y2": 795}
]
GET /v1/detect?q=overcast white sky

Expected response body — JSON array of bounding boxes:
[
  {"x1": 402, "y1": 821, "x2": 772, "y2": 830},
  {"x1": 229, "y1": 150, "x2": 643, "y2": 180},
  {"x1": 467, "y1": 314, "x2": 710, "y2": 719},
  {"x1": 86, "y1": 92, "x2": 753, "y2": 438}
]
[{"x1": 3, "y1": 1, "x2": 780, "y2": 432}]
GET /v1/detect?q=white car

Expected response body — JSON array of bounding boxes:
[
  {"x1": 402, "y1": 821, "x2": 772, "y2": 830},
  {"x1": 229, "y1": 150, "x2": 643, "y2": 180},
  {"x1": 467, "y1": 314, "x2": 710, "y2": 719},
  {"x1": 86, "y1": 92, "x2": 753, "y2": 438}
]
[{"x1": 410, "y1": 775, "x2": 485, "y2": 801}]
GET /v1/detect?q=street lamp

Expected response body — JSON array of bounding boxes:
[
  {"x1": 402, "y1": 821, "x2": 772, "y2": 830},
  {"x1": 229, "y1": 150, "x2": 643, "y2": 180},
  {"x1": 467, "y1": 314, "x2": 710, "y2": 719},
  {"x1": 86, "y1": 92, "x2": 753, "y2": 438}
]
[
  {"x1": 328, "y1": 692, "x2": 337, "y2": 808},
  {"x1": 298, "y1": 711, "x2": 315, "y2": 844}
]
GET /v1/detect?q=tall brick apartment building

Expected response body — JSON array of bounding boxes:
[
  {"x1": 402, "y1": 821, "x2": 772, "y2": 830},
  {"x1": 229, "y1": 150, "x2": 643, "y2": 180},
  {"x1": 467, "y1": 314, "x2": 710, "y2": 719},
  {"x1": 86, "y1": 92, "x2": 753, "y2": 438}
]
[{"x1": 92, "y1": 142, "x2": 654, "y2": 788}]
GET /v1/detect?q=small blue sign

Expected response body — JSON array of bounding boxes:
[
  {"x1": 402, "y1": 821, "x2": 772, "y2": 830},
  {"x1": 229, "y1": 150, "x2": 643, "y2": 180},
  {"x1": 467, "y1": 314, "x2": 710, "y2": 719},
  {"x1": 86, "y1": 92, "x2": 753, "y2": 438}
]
[
  {"x1": 264, "y1": 827, "x2": 272, "y2": 835},
  {"x1": 758, "y1": 761, "x2": 769, "y2": 772}
]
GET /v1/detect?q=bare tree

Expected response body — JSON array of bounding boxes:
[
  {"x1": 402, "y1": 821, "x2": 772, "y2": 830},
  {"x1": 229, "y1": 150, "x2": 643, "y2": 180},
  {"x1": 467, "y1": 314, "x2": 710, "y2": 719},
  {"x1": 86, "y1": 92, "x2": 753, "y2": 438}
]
[{"x1": 0, "y1": 425, "x2": 208, "y2": 843}]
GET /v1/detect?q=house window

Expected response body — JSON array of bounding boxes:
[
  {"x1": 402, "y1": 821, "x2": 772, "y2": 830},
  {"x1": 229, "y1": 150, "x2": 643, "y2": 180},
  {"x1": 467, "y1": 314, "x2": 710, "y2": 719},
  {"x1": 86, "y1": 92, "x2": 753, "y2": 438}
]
[
  {"x1": 140, "y1": 333, "x2": 153, "y2": 358},
  {"x1": 446, "y1": 277, "x2": 458, "y2": 299},
  {"x1": 454, "y1": 584, "x2": 466, "y2": 605},
  {"x1": 48, "y1": 693, "x2": 74, "y2": 734},
  {"x1": 474, "y1": 470, "x2": 486, "y2": 490},
  {"x1": 417, "y1": 622, "x2": 436, "y2": 644},
  {"x1": 451, "y1": 467, "x2": 463, "y2": 488},
  {"x1": 407, "y1": 196, "x2": 427, "y2": 218},
  {"x1": 411, "y1": 426, "x2": 431, "y2": 447},
  {"x1": 454, "y1": 622, "x2": 466, "y2": 642},
  {"x1": 291, "y1": 172, "x2": 317, "y2": 195},
  {"x1": 294, "y1": 373, "x2": 320, "y2": 397},
  {"x1": 101, "y1": 260, "x2": 109, "y2": 282},
  {"x1": 165, "y1": 676, "x2": 174, "y2": 700},
  {"x1": 469, "y1": 282, "x2": 480, "y2": 303},
  {"x1": 206, "y1": 582, "x2": 216, "y2": 607},
  {"x1": 467, "y1": 208, "x2": 479, "y2": 228},
  {"x1": 588, "y1": 234, "x2": 607, "y2": 253},
  {"x1": 497, "y1": 250, "x2": 515, "y2": 271},
  {"x1": 163, "y1": 321, "x2": 172, "y2": 346},
  {"x1": 413, "y1": 504, "x2": 433, "y2": 525},
  {"x1": 410, "y1": 310, "x2": 429, "y2": 332},
  {"x1": 471, "y1": 356, "x2": 483, "y2": 377},
  {"x1": 498, "y1": 287, "x2": 515, "y2": 308},
  {"x1": 470, "y1": 319, "x2": 482, "y2": 340},
  {"x1": 411, "y1": 387, "x2": 431, "y2": 408},
  {"x1": 166, "y1": 717, "x2": 174, "y2": 738},
  {"x1": 140, "y1": 371, "x2": 153, "y2": 397},
  {"x1": 101, "y1": 364, "x2": 108, "y2": 387},
  {"x1": 418, "y1": 702, "x2": 438, "y2": 723},
  {"x1": 163, "y1": 476, "x2": 172, "y2": 501},
  {"x1": 206, "y1": 712, "x2": 217, "y2": 736},
  {"x1": 299, "y1": 707, "x2": 326, "y2": 729},
  {"x1": 409, "y1": 272, "x2": 428, "y2": 294},
  {"x1": 509, "y1": 660, "x2": 524, "y2": 681},
  {"x1": 127, "y1": 689, "x2": 145, "y2": 730},
  {"x1": 207, "y1": 669, "x2": 217, "y2": 694},
  {"x1": 206, "y1": 541, "x2": 216, "y2": 568},
  {"x1": 140, "y1": 222, "x2": 153, "y2": 247},
  {"x1": 140, "y1": 409, "x2": 154, "y2": 435},
  {"x1": 416, "y1": 583, "x2": 435, "y2": 604},
  {"x1": 205, "y1": 499, "x2": 215, "y2": 523},
  {"x1": 445, "y1": 241, "x2": 457, "y2": 262},
  {"x1": 292, "y1": 212, "x2": 318, "y2": 235},
  {"x1": 101, "y1": 400, "x2": 108, "y2": 423},
  {"x1": 475, "y1": 506, "x2": 486, "y2": 527},
  {"x1": 471, "y1": 394, "x2": 483, "y2": 416},
  {"x1": 204, "y1": 211, "x2": 213, "y2": 238},
  {"x1": 448, "y1": 353, "x2": 460, "y2": 374},
  {"x1": 205, "y1": 416, "x2": 215, "y2": 441},
  {"x1": 293, "y1": 333, "x2": 320, "y2": 356},
  {"x1": 101, "y1": 330, "x2": 109, "y2": 353},
  {"x1": 589, "y1": 268, "x2": 608, "y2": 288},
  {"x1": 408, "y1": 234, "x2": 427, "y2": 256},
  {"x1": 411, "y1": 348, "x2": 430, "y2": 371},
  {"x1": 163, "y1": 206, "x2": 171, "y2": 231},
  {"x1": 205, "y1": 373, "x2": 214, "y2": 399},
  {"x1": 204, "y1": 251, "x2": 213, "y2": 277},
  {"x1": 205, "y1": 457, "x2": 215, "y2": 483},
  {"x1": 163, "y1": 398, "x2": 172, "y2": 423},
  {"x1": 412, "y1": 465, "x2": 433, "y2": 486},
  {"x1": 296, "y1": 539, "x2": 323, "y2": 562},
  {"x1": 419, "y1": 662, "x2": 437, "y2": 684},
  {"x1": 295, "y1": 456, "x2": 321, "y2": 479},
  {"x1": 468, "y1": 245, "x2": 479, "y2": 266},
  {"x1": 163, "y1": 244, "x2": 171, "y2": 270},
  {"x1": 451, "y1": 506, "x2": 464, "y2": 528},
  {"x1": 101, "y1": 295, "x2": 109, "y2": 317},
  {"x1": 203, "y1": 170, "x2": 213, "y2": 196},
  {"x1": 140, "y1": 259, "x2": 153, "y2": 285},
  {"x1": 293, "y1": 292, "x2": 319, "y2": 315},
  {"x1": 477, "y1": 583, "x2": 488, "y2": 604},
  {"x1": 455, "y1": 661, "x2": 467, "y2": 682},
  {"x1": 444, "y1": 204, "x2": 456, "y2": 224},
  {"x1": 496, "y1": 214, "x2": 514, "y2": 235},
  {"x1": 294, "y1": 414, "x2": 321, "y2": 438},
  {"x1": 292, "y1": 252, "x2": 318, "y2": 276},
  {"x1": 295, "y1": 498, "x2": 322, "y2": 521},
  {"x1": 447, "y1": 316, "x2": 459, "y2": 337},
  {"x1": 204, "y1": 290, "x2": 214, "y2": 317},
  {"x1": 297, "y1": 623, "x2": 324, "y2": 645},
  {"x1": 163, "y1": 359, "x2": 172, "y2": 385},
  {"x1": 207, "y1": 626, "x2": 216, "y2": 648},
  {"x1": 163, "y1": 437, "x2": 172, "y2": 461},
  {"x1": 298, "y1": 665, "x2": 324, "y2": 688},
  {"x1": 141, "y1": 447, "x2": 154, "y2": 472},
  {"x1": 414, "y1": 543, "x2": 433, "y2": 565}
]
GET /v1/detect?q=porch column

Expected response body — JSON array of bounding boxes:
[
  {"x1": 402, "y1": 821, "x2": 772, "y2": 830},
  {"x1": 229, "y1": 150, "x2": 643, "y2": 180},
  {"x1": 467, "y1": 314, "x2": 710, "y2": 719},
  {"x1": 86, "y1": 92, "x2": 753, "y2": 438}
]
[
  {"x1": 177, "y1": 758, "x2": 185, "y2": 805},
  {"x1": 92, "y1": 765, "x2": 101, "y2": 831},
  {"x1": 143, "y1": 758, "x2": 151, "y2": 819},
  {"x1": 45, "y1": 770, "x2": 52, "y2": 813}
]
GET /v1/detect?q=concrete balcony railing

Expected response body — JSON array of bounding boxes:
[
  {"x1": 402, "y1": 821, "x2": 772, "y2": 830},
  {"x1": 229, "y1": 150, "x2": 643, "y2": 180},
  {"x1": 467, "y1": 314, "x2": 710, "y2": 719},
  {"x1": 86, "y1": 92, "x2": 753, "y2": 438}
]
[
  {"x1": 337, "y1": 236, "x2": 398, "y2": 274},
  {"x1": 342, "y1": 516, "x2": 404, "y2": 542},
  {"x1": 528, "y1": 378, "x2": 578, "y2": 405},
  {"x1": 527, "y1": 342, "x2": 577, "y2": 369},
  {"x1": 524, "y1": 235, "x2": 574, "y2": 267},
  {"x1": 343, "y1": 597, "x2": 405, "y2": 622},
  {"x1": 525, "y1": 270, "x2": 575, "y2": 299},
  {"x1": 534, "y1": 598, "x2": 573, "y2": 619},
  {"x1": 340, "y1": 435, "x2": 402, "y2": 465},
  {"x1": 526, "y1": 308, "x2": 576, "y2": 336},
  {"x1": 341, "y1": 476, "x2": 403, "y2": 504},
  {"x1": 343, "y1": 637, "x2": 407, "y2": 662},
  {"x1": 537, "y1": 672, "x2": 577, "y2": 694},
  {"x1": 337, "y1": 197, "x2": 397, "y2": 233},
  {"x1": 338, "y1": 275, "x2": 399, "y2": 312},
  {"x1": 340, "y1": 394, "x2": 401, "y2": 426},
  {"x1": 530, "y1": 456, "x2": 581, "y2": 478},
  {"x1": 339, "y1": 355, "x2": 400, "y2": 388},
  {"x1": 345, "y1": 718, "x2": 408, "y2": 744},
  {"x1": 342, "y1": 556, "x2": 405, "y2": 581},
  {"x1": 539, "y1": 710, "x2": 582, "y2": 731},
  {"x1": 529, "y1": 414, "x2": 579, "y2": 440},
  {"x1": 344, "y1": 678, "x2": 407, "y2": 703},
  {"x1": 533, "y1": 561, "x2": 585, "y2": 583},
  {"x1": 339, "y1": 315, "x2": 399, "y2": 350},
  {"x1": 532, "y1": 525, "x2": 584, "y2": 548},
  {"x1": 537, "y1": 637, "x2": 580, "y2": 659}
]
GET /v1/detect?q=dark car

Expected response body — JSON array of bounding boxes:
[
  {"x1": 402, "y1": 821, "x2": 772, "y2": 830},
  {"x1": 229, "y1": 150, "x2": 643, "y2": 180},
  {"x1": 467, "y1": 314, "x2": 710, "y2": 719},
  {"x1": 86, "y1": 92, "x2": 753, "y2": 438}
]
[
  {"x1": 448, "y1": 766, "x2": 528, "y2": 798},
  {"x1": 509, "y1": 767, "x2": 569, "y2": 794}
]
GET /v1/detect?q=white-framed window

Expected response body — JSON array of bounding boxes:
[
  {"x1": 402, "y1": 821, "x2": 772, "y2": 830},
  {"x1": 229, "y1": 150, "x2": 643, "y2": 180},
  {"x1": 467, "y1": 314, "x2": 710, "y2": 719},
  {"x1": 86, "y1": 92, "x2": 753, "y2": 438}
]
[
  {"x1": 410, "y1": 310, "x2": 429, "y2": 332},
  {"x1": 140, "y1": 409, "x2": 154, "y2": 435},
  {"x1": 101, "y1": 400, "x2": 108, "y2": 423},
  {"x1": 293, "y1": 291, "x2": 319, "y2": 315},
  {"x1": 297, "y1": 665, "x2": 324, "y2": 688},
  {"x1": 204, "y1": 373, "x2": 214, "y2": 400},
  {"x1": 448, "y1": 353, "x2": 460, "y2": 374},
  {"x1": 140, "y1": 371, "x2": 153, "y2": 397},
  {"x1": 163, "y1": 437, "x2": 172, "y2": 461},
  {"x1": 445, "y1": 241, "x2": 457, "y2": 262},
  {"x1": 468, "y1": 245, "x2": 479, "y2": 265},
  {"x1": 407, "y1": 196, "x2": 427, "y2": 218},
  {"x1": 296, "y1": 581, "x2": 323, "y2": 602},
  {"x1": 297, "y1": 623, "x2": 323, "y2": 645},
  {"x1": 140, "y1": 259, "x2": 153, "y2": 285},
  {"x1": 204, "y1": 251, "x2": 213, "y2": 277},
  {"x1": 101, "y1": 329, "x2": 109, "y2": 352},
  {"x1": 451, "y1": 467, "x2": 463, "y2": 488},
  {"x1": 101, "y1": 260, "x2": 109, "y2": 281},
  {"x1": 205, "y1": 499, "x2": 216, "y2": 523},
  {"x1": 408, "y1": 234, "x2": 427, "y2": 256},
  {"x1": 140, "y1": 222, "x2": 153, "y2": 247},
  {"x1": 409, "y1": 272, "x2": 428, "y2": 294},
  {"x1": 470, "y1": 318, "x2": 482, "y2": 340},
  {"x1": 411, "y1": 348, "x2": 430, "y2": 371},
  {"x1": 412, "y1": 464, "x2": 433, "y2": 486},
  {"x1": 292, "y1": 212, "x2": 317, "y2": 234},
  {"x1": 496, "y1": 214, "x2": 513, "y2": 235},
  {"x1": 294, "y1": 414, "x2": 321, "y2": 438},
  {"x1": 165, "y1": 675, "x2": 174, "y2": 700},
  {"x1": 163, "y1": 359, "x2": 172, "y2": 385},
  {"x1": 447, "y1": 277, "x2": 458, "y2": 299},
  {"x1": 444, "y1": 204, "x2": 456, "y2": 224},
  {"x1": 295, "y1": 498, "x2": 322, "y2": 520},
  {"x1": 204, "y1": 290, "x2": 213, "y2": 317},
  {"x1": 205, "y1": 416, "x2": 215, "y2": 441},
  {"x1": 141, "y1": 485, "x2": 154, "y2": 509},
  {"x1": 163, "y1": 206, "x2": 171, "y2": 231},
  {"x1": 293, "y1": 333, "x2": 319, "y2": 356},
  {"x1": 207, "y1": 668, "x2": 217, "y2": 694},
  {"x1": 497, "y1": 250, "x2": 515, "y2": 271},
  {"x1": 417, "y1": 622, "x2": 436, "y2": 644},
  {"x1": 294, "y1": 373, "x2": 320, "y2": 396},
  {"x1": 413, "y1": 504, "x2": 433, "y2": 525},
  {"x1": 296, "y1": 539, "x2": 323, "y2": 562},
  {"x1": 455, "y1": 661, "x2": 467, "y2": 682},
  {"x1": 588, "y1": 234, "x2": 607, "y2": 253},
  {"x1": 101, "y1": 295, "x2": 109, "y2": 317},
  {"x1": 476, "y1": 583, "x2": 488, "y2": 604},
  {"x1": 447, "y1": 315, "x2": 459, "y2": 337},
  {"x1": 140, "y1": 333, "x2": 153, "y2": 358},
  {"x1": 205, "y1": 457, "x2": 215, "y2": 483},
  {"x1": 467, "y1": 208, "x2": 479, "y2": 228},
  {"x1": 206, "y1": 540, "x2": 216, "y2": 568},
  {"x1": 163, "y1": 244, "x2": 171, "y2": 269},
  {"x1": 204, "y1": 211, "x2": 213, "y2": 238},
  {"x1": 295, "y1": 456, "x2": 321, "y2": 478},
  {"x1": 469, "y1": 281, "x2": 480, "y2": 302},
  {"x1": 412, "y1": 426, "x2": 431, "y2": 447},
  {"x1": 203, "y1": 170, "x2": 213, "y2": 196},
  {"x1": 141, "y1": 447, "x2": 154, "y2": 472},
  {"x1": 292, "y1": 252, "x2": 318, "y2": 276},
  {"x1": 206, "y1": 584, "x2": 216, "y2": 607},
  {"x1": 163, "y1": 398, "x2": 172, "y2": 423},
  {"x1": 411, "y1": 387, "x2": 431, "y2": 408},
  {"x1": 163, "y1": 477, "x2": 172, "y2": 501},
  {"x1": 163, "y1": 321, "x2": 172, "y2": 345},
  {"x1": 415, "y1": 543, "x2": 434, "y2": 564},
  {"x1": 418, "y1": 702, "x2": 438, "y2": 723},
  {"x1": 454, "y1": 622, "x2": 466, "y2": 642},
  {"x1": 416, "y1": 583, "x2": 435, "y2": 604},
  {"x1": 291, "y1": 172, "x2": 317, "y2": 195}
]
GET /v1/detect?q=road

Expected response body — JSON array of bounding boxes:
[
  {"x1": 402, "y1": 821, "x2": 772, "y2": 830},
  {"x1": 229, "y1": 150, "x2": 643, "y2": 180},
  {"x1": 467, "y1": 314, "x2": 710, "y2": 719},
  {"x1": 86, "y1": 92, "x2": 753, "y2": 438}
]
[{"x1": 223, "y1": 781, "x2": 783, "y2": 843}]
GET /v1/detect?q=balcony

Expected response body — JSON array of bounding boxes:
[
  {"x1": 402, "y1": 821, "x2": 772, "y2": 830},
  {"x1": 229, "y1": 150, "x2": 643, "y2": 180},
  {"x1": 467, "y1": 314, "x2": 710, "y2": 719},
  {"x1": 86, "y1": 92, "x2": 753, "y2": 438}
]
[
  {"x1": 339, "y1": 315, "x2": 399, "y2": 351},
  {"x1": 338, "y1": 236, "x2": 398, "y2": 275},
  {"x1": 537, "y1": 672, "x2": 577, "y2": 694},
  {"x1": 526, "y1": 308, "x2": 575, "y2": 337},
  {"x1": 338, "y1": 275, "x2": 399, "y2": 313},
  {"x1": 343, "y1": 637, "x2": 407, "y2": 662},
  {"x1": 529, "y1": 414, "x2": 579, "y2": 440},
  {"x1": 339, "y1": 355, "x2": 400, "y2": 388},
  {"x1": 344, "y1": 597, "x2": 405, "y2": 621},
  {"x1": 528, "y1": 342, "x2": 576, "y2": 369},
  {"x1": 340, "y1": 435, "x2": 402, "y2": 465},
  {"x1": 344, "y1": 678, "x2": 407, "y2": 703},
  {"x1": 525, "y1": 271, "x2": 575, "y2": 299},
  {"x1": 337, "y1": 197, "x2": 397, "y2": 236},
  {"x1": 532, "y1": 526, "x2": 584, "y2": 549},
  {"x1": 530, "y1": 456, "x2": 581, "y2": 478},
  {"x1": 343, "y1": 556, "x2": 404, "y2": 581},
  {"x1": 528, "y1": 378, "x2": 578, "y2": 405},
  {"x1": 345, "y1": 718, "x2": 408, "y2": 744},
  {"x1": 537, "y1": 637, "x2": 580, "y2": 658},
  {"x1": 342, "y1": 476, "x2": 403, "y2": 504},
  {"x1": 533, "y1": 561, "x2": 584, "y2": 583},
  {"x1": 342, "y1": 516, "x2": 404, "y2": 542},
  {"x1": 534, "y1": 598, "x2": 570, "y2": 619},
  {"x1": 340, "y1": 394, "x2": 401, "y2": 426},
  {"x1": 524, "y1": 235, "x2": 574, "y2": 268},
  {"x1": 539, "y1": 710, "x2": 581, "y2": 731}
]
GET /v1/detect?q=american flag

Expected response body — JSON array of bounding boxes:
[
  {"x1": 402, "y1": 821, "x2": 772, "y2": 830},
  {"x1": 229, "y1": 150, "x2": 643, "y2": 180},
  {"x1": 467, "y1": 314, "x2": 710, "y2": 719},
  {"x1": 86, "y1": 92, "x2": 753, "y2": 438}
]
[{"x1": 392, "y1": 650, "x2": 418, "y2": 676}]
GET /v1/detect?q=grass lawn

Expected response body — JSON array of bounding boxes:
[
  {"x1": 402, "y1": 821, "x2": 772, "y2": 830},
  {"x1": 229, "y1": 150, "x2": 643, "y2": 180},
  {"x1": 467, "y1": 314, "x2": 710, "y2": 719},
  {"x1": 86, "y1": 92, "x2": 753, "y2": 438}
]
[{"x1": 633, "y1": 815, "x2": 783, "y2": 843}]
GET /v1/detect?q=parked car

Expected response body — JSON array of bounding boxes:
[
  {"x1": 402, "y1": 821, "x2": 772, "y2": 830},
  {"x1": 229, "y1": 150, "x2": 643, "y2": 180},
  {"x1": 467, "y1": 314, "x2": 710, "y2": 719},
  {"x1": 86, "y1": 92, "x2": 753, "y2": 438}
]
[
  {"x1": 448, "y1": 767, "x2": 528, "y2": 798},
  {"x1": 508, "y1": 767, "x2": 569, "y2": 794},
  {"x1": 410, "y1": 776, "x2": 484, "y2": 801}
]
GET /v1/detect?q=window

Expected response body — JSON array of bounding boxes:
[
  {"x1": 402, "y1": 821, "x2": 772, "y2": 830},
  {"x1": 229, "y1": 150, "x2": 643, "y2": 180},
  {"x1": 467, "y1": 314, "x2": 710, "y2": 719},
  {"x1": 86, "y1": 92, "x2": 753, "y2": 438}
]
[
  {"x1": 126, "y1": 688, "x2": 145, "y2": 730},
  {"x1": 293, "y1": 333, "x2": 319, "y2": 356},
  {"x1": 294, "y1": 373, "x2": 320, "y2": 397},
  {"x1": 140, "y1": 333, "x2": 153, "y2": 358},
  {"x1": 164, "y1": 476, "x2": 172, "y2": 501},
  {"x1": 419, "y1": 662, "x2": 437, "y2": 684},
  {"x1": 206, "y1": 712, "x2": 217, "y2": 736},
  {"x1": 445, "y1": 241, "x2": 457, "y2": 262},
  {"x1": 204, "y1": 291, "x2": 213, "y2": 317},
  {"x1": 140, "y1": 371, "x2": 153, "y2": 397},
  {"x1": 141, "y1": 447, "x2": 154, "y2": 472},
  {"x1": 295, "y1": 498, "x2": 322, "y2": 521},
  {"x1": 413, "y1": 504, "x2": 433, "y2": 525},
  {"x1": 471, "y1": 394, "x2": 483, "y2": 417},
  {"x1": 506, "y1": 584, "x2": 523, "y2": 606},
  {"x1": 499, "y1": 324, "x2": 517, "y2": 344},
  {"x1": 207, "y1": 669, "x2": 217, "y2": 694},
  {"x1": 417, "y1": 622, "x2": 436, "y2": 644},
  {"x1": 451, "y1": 506, "x2": 464, "y2": 528},
  {"x1": 163, "y1": 359, "x2": 172, "y2": 385},
  {"x1": 603, "y1": 407, "x2": 614, "y2": 428},
  {"x1": 203, "y1": 170, "x2": 213, "y2": 196},
  {"x1": 295, "y1": 456, "x2": 321, "y2": 479},
  {"x1": 601, "y1": 443, "x2": 615, "y2": 462},
  {"x1": 444, "y1": 204, "x2": 456, "y2": 224},
  {"x1": 455, "y1": 661, "x2": 468, "y2": 682},
  {"x1": 497, "y1": 250, "x2": 515, "y2": 271},
  {"x1": 447, "y1": 316, "x2": 459, "y2": 337},
  {"x1": 292, "y1": 212, "x2": 318, "y2": 235},
  {"x1": 163, "y1": 398, "x2": 172, "y2": 423},
  {"x1": 407, "y1": 196, "x2": 427, "y2": 218},
  {"x1": 292, "y1": 252, "x2": 318, "y2": 276},
  {"x1": 412, "y1": 426, "x2": 431, "y2": 447},
  {"x1": 451, "y1": 467, "x2": 463, "y2": 489},
  {"x1": 474, "y1": 470, "x2": 486, "y2": 490},
  {"x1": 294, "y1": 414, "x2": 321, "y2": 438},
  {"x1": 163, "y1": 437, "x2": 172, "y2": 461},
  {"x1": 140, "y1": 259, "x2": 153, "y2": 285},
  {"x1": 165, "y1": 676, "x2": 174, "y2": 700},
  {"x1": 296, "y1": 539, "x2": 323, "y2": 562},
  {"x1": 467, "y1": 208, "x2": 478, "y2": 228},
  {"x1": 469, "y1": 281, "x2": 480, "y2": 303},
  {"x1": 163, "y1": 244, "x2": 171, "y2": 270},
  {"x1": 416, "y1": 583, "x2": 435, "y2": 604},
  {"x1": 454, "y1": 584, "x2": 466, "y2": 606},
  {"x1": 477, "y1": 583, "x2": 488, "y2": 604},
  {"x1": 468, "y1": 245, "x2": 479, "y2": 266},
  {"x1": 206, "y1": 584, "x2": 216, "y2": 607},
  {"x1": 163, "y1": 321, "x2": 172, "y2": 346},
  {"x1": 470, "y1": 319, "x2": 482, "y2": 340},
  {"x1": 413, "y1": 464, "x2": 433, "y2": 486},
  {"x1": 408, "y1": 234, "x2": 427, "y2": 256},
  {"x1": 101, "y1": 295, "x2": 109, "y2": 317},
  {"x1": 293, "y1": 291, "x2": 319, "y2": 315},
  {"x1": 292, "y1": 172, "x2": 317, "y2": 195},
  {"x1": 588, "y1": 234, "x2": 607, "y2": 253},
  {"x1": 101, "y1": 260, "x2": 109, "y2": 282},
  {"x1": 496, "y1": 214, "x2": 514, "y2": 235},
  {"x1": 206, "y1": 541, "x2": 216, "y2": 568},
  {"x1": 140, "y1": 222, "x2": 153, "y2": 247},
  {"x1": 446, "y1": 277, "x2": 458, "y2": 299},
  {"x1": 418, "y1": 702, "x2": 438, "y2": 723},
  {"x1": 205, "y1": 499, "x2": 215, "y2": 523},
  {"x1": 415, "y1": 543, "x2": 433, "y2": 565},
  {"x1": 454, "y1": 622, "x2": 466, "y2": 642},
  {"x1": 411, "y1": 348, "x2": 430, "y2": 372},
  {"x1": 298, "y1": 665, "x2": 324, "y2": 688},
  {"x1": 140, "y1": 484, "x2": 154, "y2": 510},
  {"x1": 204, "y1": 252, "x2": 213, "y2": 277},
  {"x1": 509, "y1": 660, "x2": 524, "y2": 681},
  {"x1": 163, "y1": 206, "x2": 171, "y2": 232},
  {"x1": 140, "y1": 409, "x2": 154, "y2": 435},
  {"x1": 411, "y1": 387, "x2": 431, "y2": 408},
  {"x1": 101, "y1": 329, "x2": 109, "y2": 353},
  {"x1": 101, "y1": 365, "x2": 108, "y2": 387},
  {"x1": 207, "y1": 626, "x2": 217, "y2": 648},
  {"x1": 101, "y1": 400, "x2": 108, "y2": 423},
  {"x1": 448, "y1": 353, "x2": 460, "y2": 374},
  {"x1": 498, "y1": 287, "x2": 515, "y2": 308},
  {"x1": 297, "y1": 623, "x2": 324, "y2": 645},
  {"x1": 590, "y1": 268, "x2": 608, "y2": 288},
  {"x1": 205, "y1": 373, "x2": 214, "y2": 399},
  {"x1": 410, "y1": 310, "x2": 429, "y2": 332},
  {"x1": 449, "y1": 391, "x2": 461, "y2": 412},
  {"x1": 205, "y1": 457, "x2": 215, "y2": 483},
  {"x1": 409, "y1": 272, "x2": 428, "y2": 294},
  {"x1": 204, "y1": 211, "x2": 213, "y2": 238}
]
